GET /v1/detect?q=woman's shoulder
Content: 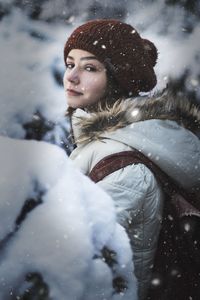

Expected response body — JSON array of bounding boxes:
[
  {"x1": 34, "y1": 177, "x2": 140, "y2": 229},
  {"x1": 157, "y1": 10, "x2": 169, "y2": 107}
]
[
  {"x1": 73, "y1": 93, "x2": 200, "y2": 145},
  {"x1": 70, "y1": 138, "x2": 132, "y2": 174}
]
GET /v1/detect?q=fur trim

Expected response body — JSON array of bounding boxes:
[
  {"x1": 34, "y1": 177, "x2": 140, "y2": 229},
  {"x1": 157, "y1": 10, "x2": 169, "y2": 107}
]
[{"x1": 74, "y1": 92, "x2": 200, "y2": 143}]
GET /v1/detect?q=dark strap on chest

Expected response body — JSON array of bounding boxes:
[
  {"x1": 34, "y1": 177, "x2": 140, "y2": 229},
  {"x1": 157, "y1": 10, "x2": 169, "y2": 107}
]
[{"x1": 88, "y1": 150, "x2": 200, "y2": 215}]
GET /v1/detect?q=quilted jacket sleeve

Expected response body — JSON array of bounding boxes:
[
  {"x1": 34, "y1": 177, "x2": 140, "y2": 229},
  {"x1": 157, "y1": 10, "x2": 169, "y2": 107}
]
[
  {"x1": 97, "y1": 162, "x2": 164, "y2": 300},
  {"x1": 97, "y1": 162, "x2": 163, "y2": 228}
]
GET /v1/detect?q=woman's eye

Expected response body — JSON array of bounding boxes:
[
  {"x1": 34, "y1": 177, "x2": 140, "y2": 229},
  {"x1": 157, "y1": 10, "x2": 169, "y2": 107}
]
[
  {"x1": 85, "y1": 65, "x2": 97, "y2": 72},
  {"x1": 66, "y1": 63, "x2": 74, "y2": 69}
]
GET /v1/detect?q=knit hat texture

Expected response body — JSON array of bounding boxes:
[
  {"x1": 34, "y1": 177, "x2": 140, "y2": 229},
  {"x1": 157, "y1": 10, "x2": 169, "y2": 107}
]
[{"x1": 64, "y1": 19, "x2": 158, "y2": 96}]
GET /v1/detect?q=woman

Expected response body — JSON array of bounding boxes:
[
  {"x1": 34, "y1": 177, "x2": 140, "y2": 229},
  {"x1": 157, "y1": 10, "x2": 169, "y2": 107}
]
[{"x1": 63, "y1": 19, "x2": 200, "y2": 299}]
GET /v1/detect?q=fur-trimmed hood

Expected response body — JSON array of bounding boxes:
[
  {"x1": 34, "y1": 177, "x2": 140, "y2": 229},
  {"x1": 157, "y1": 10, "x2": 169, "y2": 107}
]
[
  {"x1": 72, "y1": 93, "x2": 200, "y2": 144},
  {"x1": 71, "y1": 93, "x2": 200, "y2": 190}
]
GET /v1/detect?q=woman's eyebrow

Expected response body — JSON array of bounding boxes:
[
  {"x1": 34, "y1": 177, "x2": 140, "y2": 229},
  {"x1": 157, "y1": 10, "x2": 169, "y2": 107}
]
[
  {"x1": 67, "y1": 55, "x2": 97, "y2": 61},
  {"x1": 81, "y1": 56, "x2": 97, "y2": 61}
]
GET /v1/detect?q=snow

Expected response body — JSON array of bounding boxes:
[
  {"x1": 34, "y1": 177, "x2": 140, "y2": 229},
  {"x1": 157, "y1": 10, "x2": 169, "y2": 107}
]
[
  {"x1": 0, "y1": 1, "x2": 199, "y2": 298},
  {"x1": 0, "y1": 8, "x2": 138, "y2": 298},
  {"x1": 126, "y1": 0, "x2": 200, "y2": 95},
  {"x1": 0, "y1": 136, "x2": 137, "y2": 299},
  {"x1": 0, "y1": 9, "x2": 69, "y2": 141},
  {"x1": 0, "y1": 1, "x2": 199, "y2": 141}
]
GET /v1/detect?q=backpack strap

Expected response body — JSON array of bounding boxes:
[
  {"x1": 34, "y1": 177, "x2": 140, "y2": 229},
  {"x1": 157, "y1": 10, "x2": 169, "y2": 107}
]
[
  {"x1": 89, "y1": 150, "x2": 200, "y2": 299},
  {"x1": 88, "y1": 150, "x2": 200, "y2": 216}
]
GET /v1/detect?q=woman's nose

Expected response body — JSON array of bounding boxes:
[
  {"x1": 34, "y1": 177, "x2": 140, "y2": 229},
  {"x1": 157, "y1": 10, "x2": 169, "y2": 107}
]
[{"x1": 66, "y1": 68, "x2": 80, "y2": 85}]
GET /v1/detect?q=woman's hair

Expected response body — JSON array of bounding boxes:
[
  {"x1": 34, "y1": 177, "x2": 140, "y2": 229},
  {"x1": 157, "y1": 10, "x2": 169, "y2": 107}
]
[{"x1": 89, "y1": 63, "x2": 127, "y2": 112}]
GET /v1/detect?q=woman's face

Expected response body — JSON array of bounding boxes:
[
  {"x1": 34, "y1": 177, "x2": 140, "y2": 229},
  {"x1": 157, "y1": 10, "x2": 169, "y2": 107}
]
[{"x1": 63, "y1": 49, "x2": 107, "y2": 109}]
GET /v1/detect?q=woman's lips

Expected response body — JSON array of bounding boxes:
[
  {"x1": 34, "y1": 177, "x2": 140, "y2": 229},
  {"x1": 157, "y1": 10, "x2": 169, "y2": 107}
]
[{"x1": 67, "y1": 89, "x2": 83, "y2": 96}]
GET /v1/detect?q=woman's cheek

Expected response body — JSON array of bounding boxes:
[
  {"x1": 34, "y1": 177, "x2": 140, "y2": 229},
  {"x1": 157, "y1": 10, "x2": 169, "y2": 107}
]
[{"x1": 63, "y1": 70, "x2": 70, "y2": 84}]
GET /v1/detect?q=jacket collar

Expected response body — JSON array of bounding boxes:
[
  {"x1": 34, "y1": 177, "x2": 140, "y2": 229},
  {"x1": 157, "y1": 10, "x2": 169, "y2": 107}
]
[{"x1": 72, "y1": 92, "x2": 200, "y2": 144}]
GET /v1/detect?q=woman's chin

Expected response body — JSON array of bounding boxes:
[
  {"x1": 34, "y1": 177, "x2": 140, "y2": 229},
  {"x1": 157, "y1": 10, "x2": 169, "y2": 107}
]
[{"x1": 67, "y1": 102, "x2": 83, "y2": 110}]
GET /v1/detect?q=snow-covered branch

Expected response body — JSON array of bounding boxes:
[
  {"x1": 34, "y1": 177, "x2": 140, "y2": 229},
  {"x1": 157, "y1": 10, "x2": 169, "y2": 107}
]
[{"x1": 0, "y1": 137, "x2": 137, "y2": 299}]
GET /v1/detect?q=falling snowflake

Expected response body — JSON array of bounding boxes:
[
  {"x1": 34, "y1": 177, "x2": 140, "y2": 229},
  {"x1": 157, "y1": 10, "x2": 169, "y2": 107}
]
[
  {"x1": 151, "y1": 277, "x2": 161, "y2": 287},
  {"x1": 190, "y1": 78, "x2": 198, "y2": 87},
  {"x1": 168, "y1": 214, "x2": 173, "y2": 221},
  {"x1": 170, "y1": 268, "x2": 179, "y2": 276},
  {"x1": 131, "y1": 109, "x2": 139, "y2": 117},
  {"x1": 184, "y1": 222, "x2": 191, "y2": 232}
]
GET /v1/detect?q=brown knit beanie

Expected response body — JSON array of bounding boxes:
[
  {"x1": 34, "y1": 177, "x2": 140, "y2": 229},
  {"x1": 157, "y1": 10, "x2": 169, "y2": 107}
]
[{"x1": 64, "y1": 19, "x2": 158, "y2": 97}]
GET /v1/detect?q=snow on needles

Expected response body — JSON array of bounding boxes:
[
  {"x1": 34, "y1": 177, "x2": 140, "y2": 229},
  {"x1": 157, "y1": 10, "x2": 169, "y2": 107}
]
[
  {"x1": 0, "y1": 10, "x2": 67, "y2": 139},
  {"x1": 0, "y1": 136, "x2": 137, "y2": 299}
]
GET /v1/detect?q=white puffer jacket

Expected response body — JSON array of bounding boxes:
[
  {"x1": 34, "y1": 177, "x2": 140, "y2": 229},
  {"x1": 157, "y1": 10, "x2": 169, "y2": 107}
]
[{"x1": 69, "y1": 94, "x2": 200, "y2": 299}]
